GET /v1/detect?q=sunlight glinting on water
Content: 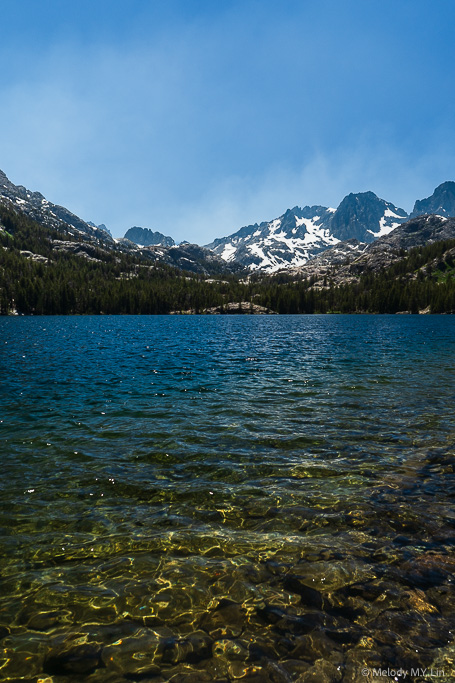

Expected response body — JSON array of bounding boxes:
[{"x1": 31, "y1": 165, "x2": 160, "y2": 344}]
[{"x1": 1, "y1": 315, "x2": 455, "y2": 681}]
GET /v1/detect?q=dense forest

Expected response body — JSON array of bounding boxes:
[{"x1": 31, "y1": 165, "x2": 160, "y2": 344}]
[{"x1": 1, "y1": 205, "x2": 454, "y2": 315}]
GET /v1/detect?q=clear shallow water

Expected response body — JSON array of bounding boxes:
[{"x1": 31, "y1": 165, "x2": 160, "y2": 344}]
[{"x1": 1, "y1": 315, "x2": 455, "y2": 683}]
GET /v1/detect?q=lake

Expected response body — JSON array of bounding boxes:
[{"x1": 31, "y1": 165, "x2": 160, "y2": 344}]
[{"x1": 1, "y1": 315, "x2": 455, "y2": 682}]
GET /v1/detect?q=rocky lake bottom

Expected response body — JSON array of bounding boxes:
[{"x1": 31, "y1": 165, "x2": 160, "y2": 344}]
[{"x1": 1, "y1": 315, "x2": 455, "y2": 683}]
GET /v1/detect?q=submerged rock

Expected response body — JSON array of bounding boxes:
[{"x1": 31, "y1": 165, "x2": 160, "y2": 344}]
[
  {"x1": 199, "y1": 599, "x2": 246, "y2": 639},
  {"x1": 43, "y1": 644, "x2": 102, "y2": 675},
  {"x1": 282, "y1": 576, "x2": 327, "y2": 610}
]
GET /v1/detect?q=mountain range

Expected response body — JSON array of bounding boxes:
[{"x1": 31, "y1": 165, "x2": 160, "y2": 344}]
[
  {"x1": 205, "y1": 183, "x2": 455, "y2": 272},
  {"x1": 119, "y1": 180, "x2": 455, "y2": 273},
  {"x1": 1, "y1": 167, "x2": 455, "y2": 275},
  {"x1": 0, "y1": 170, "x2": 238, "y2": 276}
]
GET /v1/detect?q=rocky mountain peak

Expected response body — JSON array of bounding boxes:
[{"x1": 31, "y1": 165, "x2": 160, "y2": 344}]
[
  {"x1": 411, "y1": 181, "x2": 455, "y2": 219},
  {"x1": 205, "y1": 190, "x2": 411, "y2": 272},
  {"x1": 124, "y1": 226, "x2": 175, "y2": 247},
  {"x1": 88, "y1": 221, "x2": 112, "y2": 237},
  {"x1": 329, "y1": 192, "x2": 408, "y2": 243}
]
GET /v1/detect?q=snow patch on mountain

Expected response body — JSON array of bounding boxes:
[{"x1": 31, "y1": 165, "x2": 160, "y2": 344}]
[
  {"x1": 207, "y1": 193, "x2": 411, "y2": 272},
  {"x1": 221, "y1": 243, "x2": 237, "y2": 261},
  {"x1": 368, "y1": 208, "x2": 408, "y2": 238},
  {"x1": 206, "y1": 207, "x2": 341, "y2": 272}
]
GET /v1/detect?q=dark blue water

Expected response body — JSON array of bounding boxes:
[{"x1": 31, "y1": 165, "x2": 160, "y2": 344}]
[{"x1": 1, "y1": 315, "x2": 455, "y2": 682}]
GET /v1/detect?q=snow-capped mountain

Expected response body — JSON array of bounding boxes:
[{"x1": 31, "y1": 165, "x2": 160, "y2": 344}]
[
  {"x1": 206, "y1": 206, "x2": 338, "y2": 271},
  {"x1": 329, "y1": 191, "x2": 408, "y2": 242},
  {"x1": 2, "y1": 164, "x2": 455, "y2": 277},
  {"x1": 206, "y1": 192, "x2": 408, "y2": 272}
]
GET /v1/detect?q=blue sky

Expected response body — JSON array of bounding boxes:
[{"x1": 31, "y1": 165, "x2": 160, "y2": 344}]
[{"x1": 1, "y1": 0, "x2": 454, "y2": 242}]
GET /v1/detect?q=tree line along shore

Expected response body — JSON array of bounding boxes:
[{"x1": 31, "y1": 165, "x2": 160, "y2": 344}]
[{"x1": 1, "y1": 205, "x2": 454, "y2": 316}]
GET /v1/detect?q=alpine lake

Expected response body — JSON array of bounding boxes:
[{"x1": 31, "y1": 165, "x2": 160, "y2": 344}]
[{"x1": 1, "y1": 314, "x2": 455, "y2": 683}]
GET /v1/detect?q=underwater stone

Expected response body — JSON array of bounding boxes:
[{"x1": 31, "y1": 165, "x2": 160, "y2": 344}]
[
  {"x1": 199, "y1": 599, "x2": 246, "y2": 638},
  {"x1": 212, "y1": 638, "x2": 251, "y2": 661},
  {"x1": 256, "y1": 604, "x2": 326, "y2": 635},
  {"x1": 160, "y1": 631, "x2": 213, "y2": 665},
  {"x1": 282, "y1": 576, "x2": 326, "y2": 609},
  {"x1": 301, "y1": 658, "x2": 343, "y2": 682},
  {"x1": 101, "y1": 626, "x2": 175, "y2": 673},
  {"x1": 342, "y1": 581, "x2": 386, "y2": 602},
  {"x1": 291, "y1": 631, "x2": 343, "y2": 663},
  {"x1": 43, "y1": 644, "x2": 102, "y2": 675},
  {"x1": 280, "y1": 658, "x2": 311, "y2": 677},
  {"x1": 167, "y1": 671, "x2": 214, "y2": 682},
  {"x1": 325, "y1": 628, "x2": 361, "y2": 645},
  {"x1": 228, "y1": 661, "x2": 271, "y2": 681},
  {"x1": 0, "y1": 648, "x2": 44, "y2": 679},
  {"x1": 27, "y1": 610, "x2": 66, "y2": 631},
  {"x1": 344, "y1": 649, "x2": 393, "y2": 683}
]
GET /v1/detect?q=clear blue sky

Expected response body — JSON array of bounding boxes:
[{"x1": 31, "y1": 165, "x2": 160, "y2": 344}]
[{"x1": 1, "y1": 0, "x2": 454, "y2": 242}]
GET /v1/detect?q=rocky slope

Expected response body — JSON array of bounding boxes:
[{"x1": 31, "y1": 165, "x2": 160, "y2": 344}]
[
  {"x1": 0, "y1": 169, "x2": 112, "y2": 243},
  {"x1": 279, "y1": 215, "x2": 455, "y2": 287},
  {"x1": 0, "y1": 169, "x2": 239, "y2": 277},
  {"x1": 206, "y1": 206, "x2": 337, "y2": 272},
  {"x1": 410, "y1": 181, "x2": 455, "y2": 219},
  {"x1": 87, "y1": 221, "x2": 112, "y2": 237},
  {"x1": 116, "y1": 241, "x2": 244, "y2": 276},
  {"x1": 348, "y1": 214, "x2": 455, "y2": 274}
]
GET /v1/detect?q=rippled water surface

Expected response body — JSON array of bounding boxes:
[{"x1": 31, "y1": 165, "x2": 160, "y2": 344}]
[{"x1": 1, "y1": 315, "x2": 455, "y2": 682}]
